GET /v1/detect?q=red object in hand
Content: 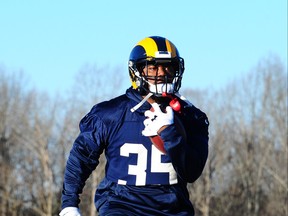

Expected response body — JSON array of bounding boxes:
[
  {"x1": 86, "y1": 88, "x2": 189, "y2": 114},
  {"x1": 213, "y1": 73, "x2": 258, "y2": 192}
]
[
  {"x1": 162, "y1": 92, "x2": 181, "y2": 113},
  {"x1": 148, "y1": 105, "x2": 186, "y2": 154}
]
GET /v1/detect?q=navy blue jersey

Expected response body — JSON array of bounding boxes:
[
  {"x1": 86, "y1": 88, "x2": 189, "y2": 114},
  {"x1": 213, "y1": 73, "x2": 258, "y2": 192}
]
[{"x1": 61, "y1": 87, "x2": 209, "y2": 215}]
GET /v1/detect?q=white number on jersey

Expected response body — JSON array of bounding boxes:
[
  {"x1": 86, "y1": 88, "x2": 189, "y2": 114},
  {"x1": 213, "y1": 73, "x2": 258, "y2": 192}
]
[{"x1": 118, "y1": 143, "x2": 178, "y2": 185}]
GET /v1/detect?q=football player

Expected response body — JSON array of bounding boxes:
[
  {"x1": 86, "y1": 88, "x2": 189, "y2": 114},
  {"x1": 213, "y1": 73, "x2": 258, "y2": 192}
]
[{"x1": 60, "y1": 36, "x2": 209, "y2": 216}]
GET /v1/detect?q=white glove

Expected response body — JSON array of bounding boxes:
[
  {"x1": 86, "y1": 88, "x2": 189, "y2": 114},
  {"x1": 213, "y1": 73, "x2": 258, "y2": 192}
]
[
  {"x1": 59, "y1": 207, "x2": 81, "y2": 216},
  {"x1": 142, "y1": 103, "x2": 174, "y2": 137}
]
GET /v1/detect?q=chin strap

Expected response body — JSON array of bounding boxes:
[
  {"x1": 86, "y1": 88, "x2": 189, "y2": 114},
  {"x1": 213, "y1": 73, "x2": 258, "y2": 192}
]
[
  {"x1": 130, "y1": 92, "x2": 193, "y2": 113},
  {"x1": 130, "y1": 92, "x2": 153, "y2": 112}
]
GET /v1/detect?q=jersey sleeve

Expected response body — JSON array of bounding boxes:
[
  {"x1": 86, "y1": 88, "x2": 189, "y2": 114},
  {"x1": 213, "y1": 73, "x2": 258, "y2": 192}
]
[
  {"x1": 160, "y1": 106, "x2": 209, "y2": 183},
  {"x1": 61, "y1": 109, "x2": 107, "y2": 208}
]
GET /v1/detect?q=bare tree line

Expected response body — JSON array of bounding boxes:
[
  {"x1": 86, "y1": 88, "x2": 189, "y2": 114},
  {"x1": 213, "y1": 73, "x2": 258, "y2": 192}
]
[{"x1": 0, "y1": 55, "x2": 287, "y2": 215}]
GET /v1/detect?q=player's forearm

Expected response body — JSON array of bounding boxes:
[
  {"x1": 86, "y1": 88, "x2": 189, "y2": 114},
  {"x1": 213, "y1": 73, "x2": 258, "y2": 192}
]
[
  {"x1": 61, "y1": 138, "x2": 100, "y2": 208},
  {"x1": 161, "y1": 125, "x2": 208, "y2": 183}
]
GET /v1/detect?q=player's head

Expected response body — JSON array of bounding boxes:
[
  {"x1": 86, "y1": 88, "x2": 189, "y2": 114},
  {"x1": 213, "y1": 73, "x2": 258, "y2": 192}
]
[{"x1": 128, "y1": 36, "x2": 185, "y2": 96}]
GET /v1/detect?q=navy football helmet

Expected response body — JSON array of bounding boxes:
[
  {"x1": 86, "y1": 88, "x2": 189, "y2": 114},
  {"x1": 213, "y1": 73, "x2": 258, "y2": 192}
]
[{"x1": 128, "y1": 36, "x2": 185, "y2": 96}]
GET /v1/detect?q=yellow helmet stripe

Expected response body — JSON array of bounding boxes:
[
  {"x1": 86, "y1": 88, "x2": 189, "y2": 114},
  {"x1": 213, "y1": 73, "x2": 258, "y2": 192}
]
[
  {"x1": 137, "y1": 37, "x2": 158, "y2": 57},
  {"x1": 165, "y1": 39, "x2": 177, "y2": 58}
]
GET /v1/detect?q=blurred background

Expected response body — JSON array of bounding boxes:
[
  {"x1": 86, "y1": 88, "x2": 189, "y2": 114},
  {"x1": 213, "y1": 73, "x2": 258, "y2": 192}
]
[{"x1": 0, "y1": 0, "x2": 287, "y2": 215}]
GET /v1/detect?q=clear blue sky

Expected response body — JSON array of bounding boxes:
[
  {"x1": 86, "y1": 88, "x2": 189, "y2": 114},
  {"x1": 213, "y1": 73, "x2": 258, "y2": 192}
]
[{"x1": 0, "y1": 0, "x2": 287, "y2": 95}]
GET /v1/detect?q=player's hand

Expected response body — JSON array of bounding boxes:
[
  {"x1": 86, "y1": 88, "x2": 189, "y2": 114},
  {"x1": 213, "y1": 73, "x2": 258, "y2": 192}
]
[
  {"x1": 142, "y1": 103, "x2": 174, "y2": 137},
  {"x1": 59, "y1": 207, "x2": 81, "y2": 216}
]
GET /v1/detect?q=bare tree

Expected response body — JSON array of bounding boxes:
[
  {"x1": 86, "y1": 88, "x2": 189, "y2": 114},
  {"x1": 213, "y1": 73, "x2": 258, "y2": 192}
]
[
  {"x1": 12, "y1": 90, "x2": 63, "y2": 215},
  {"x1": 0, "y1": 70, "x2": 31, "y2": 216},
  {"x1": 223, "y1": 55, "x2": 287, "y2": 216},
  {"x1": 185, "y1": 55, "x2": 287, "y2": 216},
  {"x1": 0, "y1": 69, "x2": 72, "y2": 216}
]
